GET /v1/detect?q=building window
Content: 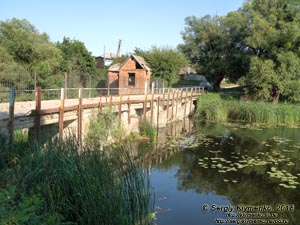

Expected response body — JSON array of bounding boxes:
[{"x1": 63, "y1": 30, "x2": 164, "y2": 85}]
[{"x1": 128, "y1": 73, "x2": 135, "y2": 86}]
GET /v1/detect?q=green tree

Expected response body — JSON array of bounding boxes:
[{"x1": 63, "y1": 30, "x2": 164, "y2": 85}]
[
  {"x1": 0, "y1": 18, "x2": 62, "y2": 86},
  {"x1": 57, "y1": 37, "x2": 98, "y2": 88},
  {"x1": 0, "y1": 18, "x2": 63, "y2": 88},
  {"x1": 0, "y1": 46, "x2": 28, "y2": 88},
  {"x1": 243, "y1": 0, "x2": 300, "y2": 103},
  {"x1": 179, "y1": 13, "x2": 250, "y2": 90},
  {"x1": 135, "y1": 47, "x2": 188, "y2": 87}
]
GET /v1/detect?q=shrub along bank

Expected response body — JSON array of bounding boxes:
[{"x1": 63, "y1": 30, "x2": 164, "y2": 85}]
[{"x1": 195, "y1": 93, "x2": 300, "y2": 126}]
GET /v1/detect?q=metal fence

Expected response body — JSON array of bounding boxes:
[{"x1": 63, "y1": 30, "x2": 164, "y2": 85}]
[
  {"x1": 0, "y1": 86, "x2": 203, "y2": 104},
  {"x1": 0, "y1": 73, "x2": 102, "y2": 103},
  {"x1": 0, "y1": 74, "x2": 203, "y2": 103}
]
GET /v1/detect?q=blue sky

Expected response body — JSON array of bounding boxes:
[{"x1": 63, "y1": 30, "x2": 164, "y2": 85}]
[{"x1": 1, "y1": 0, "x2": 245, "y2": 56}]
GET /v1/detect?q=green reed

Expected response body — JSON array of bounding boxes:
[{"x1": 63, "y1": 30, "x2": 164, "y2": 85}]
[
  {"x1": 196, "y1": 93, "x2": 300, "y2": 126},
  {"x1": 1, "y1": 134, "x2": 154, "y2": 225}
]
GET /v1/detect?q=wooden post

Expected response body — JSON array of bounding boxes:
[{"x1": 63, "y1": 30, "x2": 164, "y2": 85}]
[
  {"x1": 34, "y1": 71, "x2": 37, "y2": 90},
  {"x1": 109, "y1": 95, "x2": 113, "y2": 108},
  {"x1": 100, "y1": 102, "x2": 103, "y2": 112},
  {"x1": 59, "y1": 88, "x2": 65, "y2": 140},
  {"x1": 118, "y1": 94, "x2": 122, "y2": 121},
  {"x1": 175, "y1": 91, "x2": 179, "y2": 119},
  {"x1": 35, "y1": 87, "x2": 41, "y2": 139},
  {"x1": 89, "y1": 75, "x2": 92, "y2": 98},
  {"x1": 189, "y1": 88, "x2": 193, "y2": 116},
  {"x1": 99, "y1": 96, "x2": 102, "y2": 112},
  {"x1": 184, "y1": 89, "x2": 187, "y2": 117},
  {"x1": 127, "y1": 96, "x2": 131, "y2": 124},
  {"x1": 180, "y1": 89, "x2": 183, "y2": 105},
  {"x1": 150, "y1": 93, "x2": 154, "y2": 123},
  {"x1": 166, "y1": 92, "x2": 170, "y2": 121},
  {"x1": 151, "y1": 81, "x2": 154, "y2": 94},
  {"x1": 157, "y1": 96, "x2": 160, "y2": 129},
  {"x1": 107, "y1": 76, "x2": 110, "y2": 96},
  {"x1": 64, "y1": 72, "x2": 68, "y2": 99},
  {"x1": 162, "y1": 92, "x2": 165, "y2": 108},
  {"x1": 143, "y1": 93, "x2": 147, "y2": 118},
  {"x1": 78, "y1": 88, "x2": 83, "y2": 145},
  {"x1": 144, "y1": 80, "x2": 148, "y2": 95},
  {"x1": 171, "y1": 92, "x2": 175, "y2": 120},
  {"x1": 8, "y1": 88, "x2": 15, "y2": 145}
]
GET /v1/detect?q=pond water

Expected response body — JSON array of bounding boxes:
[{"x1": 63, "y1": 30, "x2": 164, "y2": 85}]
[{"x1": 144, "y1": 121, "x2": 300, "y2": 225}]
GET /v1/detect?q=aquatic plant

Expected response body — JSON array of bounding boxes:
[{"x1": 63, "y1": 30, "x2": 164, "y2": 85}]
[
  {"x1": 139, "y1": 118, "x2": 157, "y2": 142},
  {"x1": 1, "y1": 132, "x2": 154, "y2": 225},
  {"x1": 195, "y1": 129, "x2": 300, "y2": 190},
  {"x1": 17, "y1": 136, "x2": 154, "y2": 225},
  {"x1": 196, "y1": 93, "x2": 300, "y2": 126}
]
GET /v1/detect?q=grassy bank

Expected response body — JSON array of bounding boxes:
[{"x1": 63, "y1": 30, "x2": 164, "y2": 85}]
[
  {"x1": 0, "y1": 134, "x2": 154, "y2": 225},
  {"x1": 195, "y1": 93, "x2": 300, "y2": 126}
]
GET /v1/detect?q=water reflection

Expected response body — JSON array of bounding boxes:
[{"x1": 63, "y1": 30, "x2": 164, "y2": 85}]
[{"x1": 141, "y1": 121, "x2": 300, "y2": 225}]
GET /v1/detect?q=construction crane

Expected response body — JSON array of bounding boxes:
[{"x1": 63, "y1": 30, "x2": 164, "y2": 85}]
[{"x1": 116, "y1": 40, "x2": 122, "y2": 57}]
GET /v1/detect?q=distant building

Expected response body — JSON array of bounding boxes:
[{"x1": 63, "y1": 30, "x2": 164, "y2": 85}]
[
  {"x1": 179, "y1": 66, "x2": 206, "y2": 82},
  {"x1": 179, "y1": 66, "x2": 197, "y2": 78},
  {"x1": 95, "y1": 52, "x2": 117, "y2": 69},
  {"x1": 108, "y1": 54, "x2": 152, "y2": 94}
]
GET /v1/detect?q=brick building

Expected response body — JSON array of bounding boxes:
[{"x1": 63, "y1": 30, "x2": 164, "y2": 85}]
[{"x1": 108, "y1": 54, "x2": 152, "y2": 94}]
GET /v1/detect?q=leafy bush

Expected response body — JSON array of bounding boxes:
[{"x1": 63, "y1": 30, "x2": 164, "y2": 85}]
[
  {"x1": 85, "y1": 108, "x2": 123, "y2": 148},
  {"x1": 0, "y1": 186, "x2": 66, "y2": 225},
  {"x1": 139, "y1": 118, "x2": 157, "y2": 142}
]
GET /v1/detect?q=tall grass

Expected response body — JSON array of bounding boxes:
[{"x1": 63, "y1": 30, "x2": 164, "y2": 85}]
[
  {"x1": 139, "y1": 118, "x2": 157, "y2": 142},
  {"x1": 196, "y1": 93, "x2": 300, "y2": 126},
  {"x1": 1, "y1": 134, "x2": 154, "y2": 225}
]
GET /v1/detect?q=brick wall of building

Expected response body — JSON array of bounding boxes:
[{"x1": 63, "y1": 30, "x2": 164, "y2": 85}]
[
  {"x1": 108, "y1": 56, "x2": 152, "y2": 94},
  {"x1": 108, "y1": 71, "x2": 119, "y2": 88}
]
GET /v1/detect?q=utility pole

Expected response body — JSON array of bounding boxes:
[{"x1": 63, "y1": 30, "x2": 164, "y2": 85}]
[
  {"x1": 89, "y1": 75, "x2": 92, "y2": 98},
  {"x1": 34, "y1": 70, "x2": 37, "y2": 89},
  {"x1": 8, "y1": 88, "x2": 15, "y2": 145},
  {"x1": 64, "y1": 72, "x2": 68, "y2": 99},
  {"x1": 103, "y1": 45, "x2": 106, "y2": 69}
]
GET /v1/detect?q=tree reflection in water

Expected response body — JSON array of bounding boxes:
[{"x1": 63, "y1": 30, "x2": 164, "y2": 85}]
[{"x1": 146, "y1": 122, "x2": 300, "y2": 225}]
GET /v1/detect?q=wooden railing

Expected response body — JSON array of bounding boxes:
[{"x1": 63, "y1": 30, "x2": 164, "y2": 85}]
[{"x1": 1, "y1": 86, "x2": 204, "y2": 144}]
